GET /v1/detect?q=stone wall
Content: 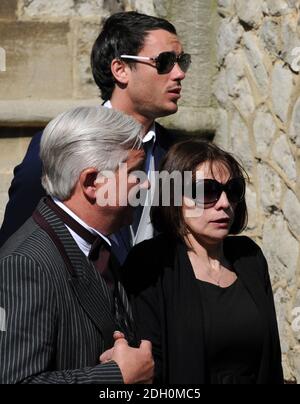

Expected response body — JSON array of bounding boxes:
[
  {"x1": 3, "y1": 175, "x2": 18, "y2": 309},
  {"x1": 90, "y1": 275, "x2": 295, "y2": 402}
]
[
  {"x1": 1, "y1": 0, "x2": 299, "y2": 382},
  {"x1": 0, "y1": 0, "x2": 217, "y2": 223},
  {"x1": 215, "y1": 0, "x2": 300, "y2": 382},
  {"x1": 0, "y1": 0, "x2": 217, "y2": 127}
]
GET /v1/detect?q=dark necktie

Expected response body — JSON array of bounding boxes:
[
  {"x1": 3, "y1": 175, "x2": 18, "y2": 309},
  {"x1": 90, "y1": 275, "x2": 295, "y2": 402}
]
[
  {"x1": 45, "y1": 197, "x2": 114, "y2": 289},
  {"x1": 88, "y1": 236, "x2": 114, "y2": 289}
]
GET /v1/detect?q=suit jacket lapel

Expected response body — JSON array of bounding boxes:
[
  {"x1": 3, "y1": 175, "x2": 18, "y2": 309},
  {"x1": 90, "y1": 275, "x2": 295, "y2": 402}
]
[
  {"x1": 154, "y1": 124, "x2": 169, "y2": 170},
  {"x1": 126, "y1": 125, "x2": 169, "y2": 246},
  {"x1": 231, "y1": 253, "x2": 269, "y2": 326},
  {"x1": 35, "y1": 198, "x2": 116, "y2": 348},
  {"x1": 111, "y1": 226, "x2": 132, "y2": 264},
  {"x1": 153, "y1": 141, "x2": 166, "y2": 171},
  {"x1": 69, "y1": 274, "x2": 115, "y2": 350}
]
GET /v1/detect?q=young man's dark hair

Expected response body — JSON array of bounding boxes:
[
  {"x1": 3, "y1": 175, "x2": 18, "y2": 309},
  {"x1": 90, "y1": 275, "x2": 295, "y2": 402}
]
[
  {"x1": 91, "y1": 11, "x2": 177, "y2": 100},
  {"x1": 0, "y1": 11, "x2": 189, "y2": 264}
]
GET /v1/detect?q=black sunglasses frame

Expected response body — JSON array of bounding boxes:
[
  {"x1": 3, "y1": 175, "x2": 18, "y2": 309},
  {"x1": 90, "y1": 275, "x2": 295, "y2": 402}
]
[
  {"x1": 192, "y1": 177, "x2": 246, "y2": 207},
  {"x1": 155, "y1": 51, "x2": 191, "y2": 74},
  {"x1": 120, "y1": 51, "x2": 191, "y2": 74}
]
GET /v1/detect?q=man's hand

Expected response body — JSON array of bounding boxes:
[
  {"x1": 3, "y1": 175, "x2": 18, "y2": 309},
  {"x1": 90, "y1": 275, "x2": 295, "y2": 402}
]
[
  {"x1": 99, "y1": 331, "x2": 125, "y2": 363},
  {"x1": 99, "y1": 333, "x2": 154, "y2": 384}
]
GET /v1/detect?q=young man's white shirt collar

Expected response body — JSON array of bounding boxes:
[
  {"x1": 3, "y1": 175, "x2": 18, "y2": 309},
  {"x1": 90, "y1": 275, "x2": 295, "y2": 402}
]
[
  {"x1": 53, "y1": 198, "x2": 111, "y2": 257},
  {"x1": 104, "y1": 100, "x2": 156, "y2": 143}
]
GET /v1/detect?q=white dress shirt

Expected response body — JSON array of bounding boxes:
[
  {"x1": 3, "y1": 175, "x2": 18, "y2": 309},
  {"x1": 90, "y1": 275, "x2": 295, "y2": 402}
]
[{"x1": 53, "y1": 198, "x2": 111, "y2": 257}]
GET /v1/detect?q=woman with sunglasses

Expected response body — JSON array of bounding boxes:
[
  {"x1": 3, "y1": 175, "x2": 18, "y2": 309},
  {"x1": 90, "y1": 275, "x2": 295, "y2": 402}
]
[{"x1": 123, "y1": 139, "x2": 283, "y2": 384}]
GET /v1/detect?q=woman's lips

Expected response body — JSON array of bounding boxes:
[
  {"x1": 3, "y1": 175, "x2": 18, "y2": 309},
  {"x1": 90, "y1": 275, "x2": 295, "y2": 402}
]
[
  {"x1": 211, "y1": 218, "x2": 230, "y2": 223},
  {"x1": 210, "y1": 218, "x2": 230, "y2": 227}
]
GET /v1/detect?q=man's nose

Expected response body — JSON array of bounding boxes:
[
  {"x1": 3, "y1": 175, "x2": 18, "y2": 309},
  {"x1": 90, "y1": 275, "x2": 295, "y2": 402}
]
[{"x1": 171, "y1": 62, "x2": 186, "y2": 80}]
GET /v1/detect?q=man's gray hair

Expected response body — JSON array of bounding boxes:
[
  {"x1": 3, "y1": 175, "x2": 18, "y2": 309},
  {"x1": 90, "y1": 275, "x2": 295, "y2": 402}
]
[{"x1": 40, "y1": 106, "x2": 143, "y2": 200}]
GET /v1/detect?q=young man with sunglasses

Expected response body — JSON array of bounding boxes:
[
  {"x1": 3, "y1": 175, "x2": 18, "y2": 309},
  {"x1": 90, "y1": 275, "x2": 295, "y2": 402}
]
[{"x1": 0, "y1": 12, "x2": 191, "y2": 263}]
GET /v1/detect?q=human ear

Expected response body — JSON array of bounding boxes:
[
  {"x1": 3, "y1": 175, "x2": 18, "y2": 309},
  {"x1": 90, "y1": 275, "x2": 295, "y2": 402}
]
[
  {"x1": 111, "y1": 58, "x2": 130, "y2": 85},
  {"x1": 79, "y1": 168, "x2": 99, "y2": 200}
]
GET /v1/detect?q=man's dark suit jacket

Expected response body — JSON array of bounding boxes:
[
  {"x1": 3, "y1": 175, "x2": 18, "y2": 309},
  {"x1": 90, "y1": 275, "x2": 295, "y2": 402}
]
[
  {"x1": 0, "y1": 123, "x2": 179, "y2": 262},
  {"x1": 123, "y1": 234, "x2": 284, "y2": 384},
  {"x1": 0, "y1": 198, "x2": 130, "y2": 384}
]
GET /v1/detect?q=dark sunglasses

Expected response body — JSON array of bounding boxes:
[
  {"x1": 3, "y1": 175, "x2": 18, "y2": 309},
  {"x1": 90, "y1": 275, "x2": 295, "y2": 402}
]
[
  {"x1": 120, "y1": 51, "x2": 191, "y2": 74},
  {"x1": 191, "y1": 177, "x2": 246, "y2": 207}
]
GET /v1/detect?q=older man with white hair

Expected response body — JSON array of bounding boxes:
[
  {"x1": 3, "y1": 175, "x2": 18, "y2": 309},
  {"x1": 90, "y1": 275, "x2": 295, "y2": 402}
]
[{"x1": 0, "y1": 106, "x2": 153, "y2": 384}]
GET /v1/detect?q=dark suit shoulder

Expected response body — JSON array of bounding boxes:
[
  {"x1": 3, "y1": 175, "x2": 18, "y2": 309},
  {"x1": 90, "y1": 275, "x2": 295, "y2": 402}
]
[
  {"x1": 155, "y1": 122, "x2": 171, "y2": 136},
  {"x1": 122, "y1": 234, "x2": 175, "y2": 293},
  {"x1": 0, "y1": 222, "x2": 59, "y2": 296},
  {"x1": 0, "y1": 131, "x2": 45, "y2": 248},
  {"x1": 11, "y1": 131, "x2": 43, "y2": 181},
  {"x1": 0, "y1": 217, "x2": 65, "y2": 275},
  {"x1": 127, "y1": 233, "x2": 173, "y2": 262},
  {"x1": 155, "y1": 122, "x2": 184, "y2": 147},
  {"x1": 224, "y1": 235, "x2": 263, "y2": 258},
  {"x1": 224, "y1": 236, "x2": 269, "y2": 285},
  {"x1": 0, "y1": 217, "x2": 40, "y2": 258}
]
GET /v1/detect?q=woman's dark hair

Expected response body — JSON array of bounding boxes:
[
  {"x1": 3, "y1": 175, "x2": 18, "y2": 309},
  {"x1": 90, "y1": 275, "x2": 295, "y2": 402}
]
[
  {"x1": 151, "y1": 139, "x2": 248, "y2": 242},
  {"x1": 91, "y1": 11, "x2": 177, "y2": 101}
]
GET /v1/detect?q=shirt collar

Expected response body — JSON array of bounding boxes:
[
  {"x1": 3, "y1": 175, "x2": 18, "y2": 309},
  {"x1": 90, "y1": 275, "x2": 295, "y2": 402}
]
[
  {"x1": 53, "y1": 198, "x2": 111, "y2": 257},
  {"x1": 104, "y1": 100, "x2": 156, "y2": 143},
  {"x1": 143, "y1": 123, "x2": 156, "y2": 144},
  {"x1": 104, "y1": 100, "x2": 112, "y2": 108}
]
